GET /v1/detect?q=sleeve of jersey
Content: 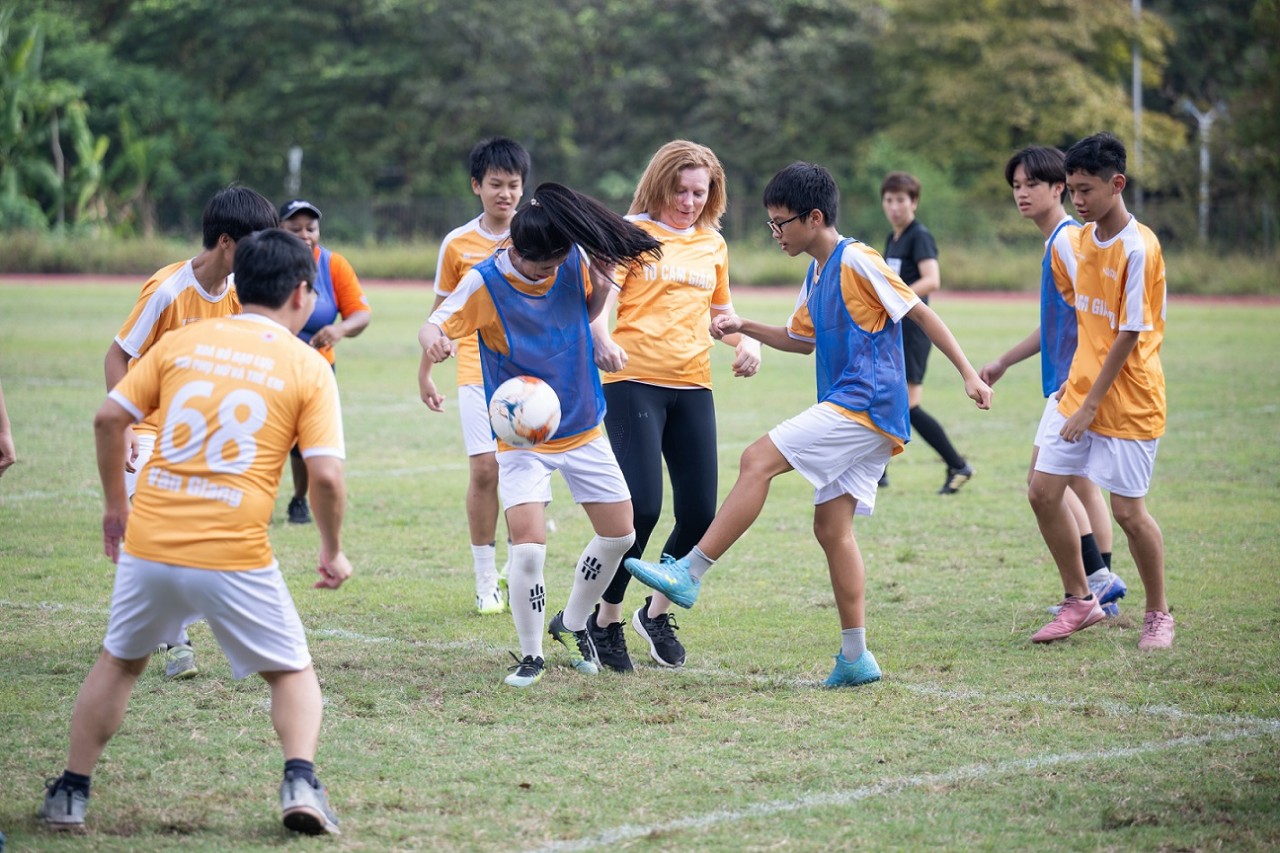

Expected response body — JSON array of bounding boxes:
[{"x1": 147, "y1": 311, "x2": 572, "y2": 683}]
[
  {"x1": 1050, "y1": 231, "x2": 1079, "y2": 302},
  {"x1": 434, "y1": 234, "x2": 461, "y2": 297},
  {"x1": 914, "y1": 227, "x2": 939, "y2": 262},
  {"x1": 710, "y1": 237, "x2": 732, "y2": 311},
  {"x1": 107, "y1": 336, "x2": 167, "y2": 422},
  {"x1": 296, "y1": 362, "x2": 346, "y2": 459},
  {"x1": 852, "y1": 248, "x2": 919, "y2": 325},
  {"x1": 329, "y1": 252, "x2": 371, "y2": 318},
  {"x1": 1119, "y1": 243, "x2": 1154, "y2": 332},
  {"x1": 429, "y1": 270, "x2": 489, "y2": 340},
  {"x1": 115, "y1": 285, "x2": 173, "y2": 359}
]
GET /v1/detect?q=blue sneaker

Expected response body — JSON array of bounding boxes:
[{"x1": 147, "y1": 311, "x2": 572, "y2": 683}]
[
  {"x1": 823, "y1": 650, "x2": 882, "y2": 688},
  {"x1": 1092, "y1": 569, "x2": 1127, "y2": 606},
  {"x1": 624, "y1": 554, "x2": 700, "y2": 609}
]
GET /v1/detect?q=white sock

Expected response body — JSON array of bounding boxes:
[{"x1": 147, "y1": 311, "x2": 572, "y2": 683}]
[
  {"x1": 507, "y1": 543, "x2": 548, "y2": 658},
  {"x1": 563, "y1": 532, "x2": 636, "y2": 630},
  {"x1": 840, "y1": 627, "x2": 867, "y2": 661},
  {"x1": 687, "y1": 546, "x2": 716, "y2": 581},
  {"x1": 471, "y1": 543, "x2": 498, "y2": 596}
]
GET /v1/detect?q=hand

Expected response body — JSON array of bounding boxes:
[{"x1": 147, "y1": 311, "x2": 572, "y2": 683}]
[
  {"x1": 0, "y1": 430, "x2": 14, "y2": 477},
  {"x1": 965, "y1": 375, "x2": 993, "y2": 410},
  {"x1": 978, "y1": 359, "x2": 1006, "y2": 386},
  {"x1": 315, "y1": 549, "x2": 353, "y2": 589},
  {"x1": 102, "y1": 508, "x2": 129, "y2": 563},
  {"x1": 123, "y1": 425, "x2": 140, "y2": 473},
  {"x1": 310, "y1": 323, "x2": 345, "y2": 349},
  {"x1": 731, "y1": 338, "x2": 761, "y2": 378},
  {"x1": 419, "y1": 377, "x2": 446, "y2": 413},
  {"x1": 593, "y1": 335, "x2": 628, "y2": 373},
  {"x1": 1059, "y1": 402, "x2": 1097, "y2": 443},
  {"x1": 710, "y1": 313, "x2": 744, "y2": 340},
  {"x1": 426, "y1": 336, "x2": 456, "y2": 363}
]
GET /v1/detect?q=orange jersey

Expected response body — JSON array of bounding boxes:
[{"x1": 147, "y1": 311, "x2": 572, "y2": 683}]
[
  {"x1": 115, "y1": 260, "x2": 242, "y2": 437},
  {"x1": 110, "y1": 314, "x2": 345, "y2": 570},
  {"x1": 787, "y1": 239, "x2": 919, "y2": 452},
  {"x1": 430, "y1": 249, "x2": 602, "y2": 453},
  {"x1": 310, "y1": 247, "x2": 371, "y2": 366},
  {"x1": 435, "y1": 216, "x2": 511, "y2": 386},
  {"x1": 604, "y1": 215, "x2": 733, "y2": 389},
  {"x1": 1059, "y1": 217, "x2": 1166, "y2": 439}
]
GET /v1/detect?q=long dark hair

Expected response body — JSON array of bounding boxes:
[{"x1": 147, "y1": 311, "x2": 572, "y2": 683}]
[{"x1": 510, "y1": 182, "x2": 662, "y2": 266}]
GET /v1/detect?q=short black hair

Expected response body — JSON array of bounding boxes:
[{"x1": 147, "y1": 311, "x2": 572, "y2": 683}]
[
  {"x1": 201, "y1": 186, "x2": 279, "y2": 250},
  {"x1": 762, "y1": 162, "x2": 839, "y2": 228},
  {"x1": 1065, "y1": 132, "x2": 1127, "y2": 180},
  {"x1": 232, "y1": 229, "x2": 317, "y2": 309},
  {"x1": 469, "y1": 137, "x2": 531, "y2": 184},
  {"x1": 1006, "y1": 146, "x2": 1068, "y2": 204},
  {"x1": 880, "y1": 171, "x2": 921, "y2": 201}
]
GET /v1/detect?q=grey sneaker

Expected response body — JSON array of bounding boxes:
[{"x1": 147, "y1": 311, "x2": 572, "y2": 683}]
[
  {"x1": 280, "y1": 772, "x2": 341, "y2": 836},
  {"x1": 38, "y1": 779, "x2": 87, "y2": 830},
  {"x1": 163, "y1": 644, "x2": 198, "y2": 680}
]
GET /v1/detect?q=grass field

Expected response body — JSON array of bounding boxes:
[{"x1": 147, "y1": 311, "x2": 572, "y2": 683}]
[{"x1": 1, "y1": 282, "x2": 1278, "y2": 851}]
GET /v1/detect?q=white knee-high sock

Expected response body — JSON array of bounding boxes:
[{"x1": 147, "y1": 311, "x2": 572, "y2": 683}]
[
  {"x1": 507, "y1": 543, "x2": 548, "y2": 658},
  {"x1": 563, "y1": 532, "x2": 636, "y2": 630},
  {"x1": 471, "y1": 543, "x2": 498, "y2": 596}
]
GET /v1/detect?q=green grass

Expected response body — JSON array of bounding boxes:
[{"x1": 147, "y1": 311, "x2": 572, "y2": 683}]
[{"x1": 1, "y1": 283, "x2": 1278, "y2": 851}]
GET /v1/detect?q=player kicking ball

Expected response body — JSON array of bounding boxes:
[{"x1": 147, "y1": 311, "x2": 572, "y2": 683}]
[
  {"x1": 39, "y1": 230, "x2": 352, "y2": 834},
  {"x1": 626, "y1": 162, "x2": 992, "y2": 687}
]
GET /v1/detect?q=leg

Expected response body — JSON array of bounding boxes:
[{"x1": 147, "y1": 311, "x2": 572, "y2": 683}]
[
  {"x1": 1110, "y1": 494, "x2": 1166, "y2": 613},
  {"x1": 66, "y1": 650, "x2": 149, "y2": 774},
  {"x1": 1027, "y1": 470, "x2": 1088, "y2": 597},
  {"x1": 261, "y1": 666, "x2": 323, "y2": 762},
  {"x1": 697, "y1": 435, "x2": 793, "y2": 560},
  {"x1": 1071, "y1": 475, "x2": 1113, "y2": 554},
  {"x1": 813, "y1": 495, "x2": 865, "y2": 630},
  {"x1": 466, "y1": 451, "x2": 501, "y2": 548},
  {"x1": 290, "y1": 452, "x2": 308, "y2": 502}
]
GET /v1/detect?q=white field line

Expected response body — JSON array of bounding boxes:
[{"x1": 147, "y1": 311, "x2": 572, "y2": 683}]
[{"x1": 520, "y1": 721, "x2": 1280, "y2": 853}]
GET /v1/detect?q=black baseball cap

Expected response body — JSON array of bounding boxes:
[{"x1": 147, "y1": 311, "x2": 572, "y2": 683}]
[{"x1": 278, "y1": 199, "x2": 322, "y2": 220}]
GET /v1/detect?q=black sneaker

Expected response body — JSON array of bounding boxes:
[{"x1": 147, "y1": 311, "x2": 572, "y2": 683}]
[
  {"x1": 938, "y1": 463, "x2": 974, "y2": 495},
  {"x1": 503, "y1": 652, "x2": 545, "y2": 688},
  {"x1": 587, "y1": 606, "x2": 633, "y2": 673},
  {"x1": 632, "y1": 595, "x2": 685, "y2": 668},
  {"x1": 287, "y1": 496, "x2": 312, "y2": 524}
]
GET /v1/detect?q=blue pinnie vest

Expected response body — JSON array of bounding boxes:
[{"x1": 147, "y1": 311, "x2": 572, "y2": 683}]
[
  {"x1": 474, "y1": 247, "x2": 606, "y2": 441},
  {"x1": 1039, "y1": 220, "x2": 1081, "y2": 397},
  {"x1": 299, "y1": 247, "x2": 336, "y2": 346},
  {"x1": 808, "y1": 238, "x2": 911, "y2": 443}
]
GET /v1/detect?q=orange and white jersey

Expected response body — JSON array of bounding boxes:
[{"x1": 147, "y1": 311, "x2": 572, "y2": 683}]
[
  {"x1": 434, "y1": 216, "x2": 511, "y2": 387},
  {"x1": 1059, "y1": 216, "x2": 1166, "y2": 439},
  {"x1": 1048, "y1": 215, "x2": 1083, "y2": 304},
  {"x1": 110, "y1": 314, "x2": 345, "y2": 570},
  {"x1": 604, "y1": 214, "x2": 732, "y2": 389},
  {"x1": 430, "y1": 249, "x2": 602, "y2": 454},
  {"x1": 115, "y1": 260, "x2": 242, "y2": 437}
]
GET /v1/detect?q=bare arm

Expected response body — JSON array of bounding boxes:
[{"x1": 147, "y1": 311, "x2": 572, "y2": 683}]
[
  {"x1": 585, "y1": 260, "x2": 617, "y2": 322},
  {"x1": 104, "y1": 341, "x2": 141, "y2": 470},
  {"x1": 305, "y1": 455, "x2": 352, "y2": 589},
  {"x1": 0, "y1": 378, "x2": 15, "y2": 477},
  {"x1": 711, "y1": 314, "x2": 814, "y2": 355},
  {"x1": 309, "y1": 310, "x2": 371, "y2": 350},
  {"x1": 1059, "y1": 330, "x2": 1140, "y2": 443},
  {"x1": 588, "y1": 286, "x2": 628, "y2": 372},
  {"x1": 904, "y1": 302, "x2": 992, "y2": 409},
  {"x1": 710, "y1": 305, "x2": 761, "y2": 377},
  {"x1": 980, "y1": 327, "x2": 1041, "y2": 386},
  {"x1": 912, "y1": 258, "x2": 941, "y2": 299},
  {"x1": 93, "y1": 399, "x2": 135, "y2": 562}
]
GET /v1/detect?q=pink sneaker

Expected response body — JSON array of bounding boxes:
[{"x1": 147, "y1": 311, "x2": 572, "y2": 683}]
[
  {"x1": 1032, "y1": 595, "x2": 1105, "y2": 643},
  {"x1": 1138, "y1": 610, "x2": 1175, "y2": 650}
]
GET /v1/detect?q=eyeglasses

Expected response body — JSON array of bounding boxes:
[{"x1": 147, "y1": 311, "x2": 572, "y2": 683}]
[
  {"x1": 305, "y1": 282, "x2": 316, "y2": 294},
  {"x1": 765, "y1": 210, "x2": 811, "y2": 236}
]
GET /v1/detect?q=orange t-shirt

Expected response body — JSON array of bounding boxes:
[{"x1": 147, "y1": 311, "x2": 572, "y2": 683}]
[{"x1": 434, "y1": 216, "x2": 510, "y2": 386}]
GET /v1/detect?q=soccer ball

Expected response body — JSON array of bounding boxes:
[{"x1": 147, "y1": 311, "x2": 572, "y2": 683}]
[{"x1": 488, "y1": 375, "x2": 562, "y2": 448}]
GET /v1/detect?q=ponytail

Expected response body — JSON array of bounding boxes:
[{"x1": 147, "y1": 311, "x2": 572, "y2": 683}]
[{"x1": 511, "y1": 183, "x2": 662, "y2": 266}]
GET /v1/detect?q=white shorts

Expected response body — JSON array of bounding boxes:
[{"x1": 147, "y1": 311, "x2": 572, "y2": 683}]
[
  {"x1": 497, "y1": 434, "x2": 631, "y2": 509},
  {"x1": 768, "y1": 404, "x2": 895, "y2": 516},
  {"x1": 103, "y1": 552, "x2": 311, "y2": 679},
  {"x1": 1034, "y1": 405, "x2": 1159, "y2": 498},
  {"x1": 459, "y1": 383, "x2": 498, "y2": 457},
  {"x1": 124, "y1": 432, "x2": 157, "y2": 499}
]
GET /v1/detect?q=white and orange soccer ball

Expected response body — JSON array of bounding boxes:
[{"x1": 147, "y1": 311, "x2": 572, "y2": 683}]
[{"x1": 488, "y1": 375, "x2": 562, "y2": 448}]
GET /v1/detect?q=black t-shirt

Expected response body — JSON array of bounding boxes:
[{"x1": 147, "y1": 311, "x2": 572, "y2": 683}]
[{"x1": 883, "y1": 219, "x2": 938, "y2": 302}]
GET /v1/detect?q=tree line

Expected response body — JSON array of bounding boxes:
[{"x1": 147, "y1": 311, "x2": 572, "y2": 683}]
[{"x1": 1, "y1": 0, "x2": 1275, "y2": 249}]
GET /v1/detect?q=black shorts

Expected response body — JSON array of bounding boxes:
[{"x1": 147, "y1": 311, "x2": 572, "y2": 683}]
[{"x1": 901, "y1": 315, "x2": 931, "y2": 384}]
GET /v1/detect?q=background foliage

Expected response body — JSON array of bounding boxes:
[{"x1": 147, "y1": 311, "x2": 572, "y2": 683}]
[{"x1": 0, "y1": 0, "x2": 1277, "y2": 252}]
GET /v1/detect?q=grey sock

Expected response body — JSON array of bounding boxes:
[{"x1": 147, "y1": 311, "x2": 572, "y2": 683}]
[
  {"x1": 840, "y1": 627, "x2": 866, "y2": 661},
  {"x1": 687, "y1": 546, "x2": 715, "y2": 581}
]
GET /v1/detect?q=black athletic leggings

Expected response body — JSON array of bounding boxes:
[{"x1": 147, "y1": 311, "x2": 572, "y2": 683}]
[{"x1": 601, "y1": 381, "x2": 718, "y2": 605}]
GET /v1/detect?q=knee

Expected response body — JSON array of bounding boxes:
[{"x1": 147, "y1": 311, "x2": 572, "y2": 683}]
[
  {"x1": 470, "y1": 455, "x2": 499, "y2": 491},
  {"x1": 1109, "y1": 498, "x2": 1145, "y2": 530}
]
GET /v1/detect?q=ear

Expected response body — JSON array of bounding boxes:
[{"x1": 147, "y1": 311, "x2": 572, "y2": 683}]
[
  {"x1": 293, "y1": 281, "x2": 312, "y2": 309},
  {"x1": 1111, "y1": 173, "x2": 1128, "y2": 194},
  {"x1": 471, "y1": 177, "x2": 482, "y2": 197},
  {"x1": 807, "y1": 209, "x2": 827, "y2": 228}
]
